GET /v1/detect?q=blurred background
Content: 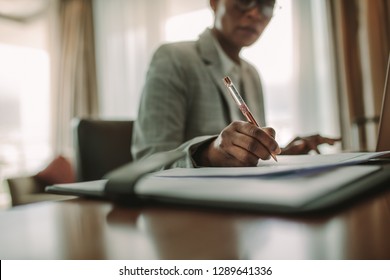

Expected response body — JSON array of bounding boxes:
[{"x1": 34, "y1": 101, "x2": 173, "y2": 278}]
[{"x1": 0, "y1": 0, "x2": 389, "y2": 209}]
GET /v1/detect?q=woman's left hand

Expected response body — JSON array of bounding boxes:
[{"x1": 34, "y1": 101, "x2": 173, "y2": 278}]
[{"x1": 281, "y1": 134, "x2": 341, "y2": 155}]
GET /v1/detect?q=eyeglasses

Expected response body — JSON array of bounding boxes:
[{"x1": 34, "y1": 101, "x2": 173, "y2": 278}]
[{"x1": 233, "y1": 0, "x2": 276, "y2": 18}]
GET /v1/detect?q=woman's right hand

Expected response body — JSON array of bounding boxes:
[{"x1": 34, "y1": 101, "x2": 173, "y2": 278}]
[{"x1": 195, "y1": 121, "x2": 281, "y2": 167}]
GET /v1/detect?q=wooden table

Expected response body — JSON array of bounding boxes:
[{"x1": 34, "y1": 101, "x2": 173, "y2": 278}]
[{"x1": 1, "y1": 185, "x2": 390, "y2": 260}]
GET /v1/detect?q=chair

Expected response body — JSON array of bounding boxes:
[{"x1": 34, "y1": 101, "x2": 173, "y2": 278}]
[
  {"x1": 7, "y1": 176, "x2": 72, "y2": 207},
  {"x1": 73, "y1": 118, "x2": 134, "y2": 181},
  {"x1": 6, "y1": 155, "x2": 77, "y2": 206},
  {"x1": 6, "y1": 118, "x2": 133, "y2": 206}
]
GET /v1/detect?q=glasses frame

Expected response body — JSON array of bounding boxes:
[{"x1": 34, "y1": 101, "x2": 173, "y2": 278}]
[{"x1": 233, "y1": 0, "x2": 279, "y2": 19}]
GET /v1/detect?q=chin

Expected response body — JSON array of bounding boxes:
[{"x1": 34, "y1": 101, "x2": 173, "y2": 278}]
[
  {"x1": 240, "y1": 37, "x2": 260, "y2": 47},
  {"x1": 239, "y1": 33, "x2": 261, "y2": 47}
]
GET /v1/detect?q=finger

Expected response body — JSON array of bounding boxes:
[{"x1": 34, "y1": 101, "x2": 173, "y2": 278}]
[
  {"x1": 308, "y1": 135, "x2": 342, "y2": 145},
  {"x1": 302, "y1": 137, "x2": 322, "y2": 153},
  {"x1": 241, "y1": 124, "x2": 281, "y2": 154},
  {"x1": 230, "y1": 132, "x2": 275, "y2": 160},
  {"x1": 315, "y1": 136, "x2": 336, "y2": 145},
  {"x1": 262, "y1": 126, "x2": 276, "y2": 138},
  {"x1": 308, "y1": 142, "x2": 321, "y2": 154},
  {"x1": 323, "y1": 137, "x2": 342, "y2": 145},
  {"x1": 233, "y1": 126, "x2": 280, "y2": 159}
]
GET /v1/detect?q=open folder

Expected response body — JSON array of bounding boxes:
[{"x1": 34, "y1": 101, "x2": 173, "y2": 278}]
[{"x1": 46, "y1": 150, "x2": 390, "y2": 213}]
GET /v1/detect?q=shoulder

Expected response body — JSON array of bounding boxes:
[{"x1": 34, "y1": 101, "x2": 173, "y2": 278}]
[
  {"x1": 153, "y1": 41, "x2": 198, "y2": 61},
  {"x1": 148, "y1": 40, "x2": 206, "y2": 78},
  {"x1": 150, "y1": 29, "x2": 215, "y2": 67}
]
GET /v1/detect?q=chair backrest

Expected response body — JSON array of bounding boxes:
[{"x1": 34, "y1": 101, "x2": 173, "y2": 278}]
[{"x1": 73, "y1": 118, "x2": 134, "y2": 181}]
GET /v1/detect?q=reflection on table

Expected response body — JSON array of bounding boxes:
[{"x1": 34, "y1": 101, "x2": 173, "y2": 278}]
[{"x1": 0, "y1": 188, "x2": 390, "y2": 259}]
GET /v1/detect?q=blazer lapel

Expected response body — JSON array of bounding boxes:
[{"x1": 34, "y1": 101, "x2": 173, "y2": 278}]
[
  {"x1": 241, "y1": 62, "x2": 266, "y2": 126},
  {"x1": 196, "y1": 29, "x2": 241, "y2": 123}
]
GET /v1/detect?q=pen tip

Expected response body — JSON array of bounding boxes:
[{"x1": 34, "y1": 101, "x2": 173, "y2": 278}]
[{"x1": 223, "y1": 76, "x2": 232, "y2": 86}]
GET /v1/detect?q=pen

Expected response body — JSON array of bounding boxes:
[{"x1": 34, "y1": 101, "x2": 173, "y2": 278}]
[{"x1": 223, "y1": 76, "x2": 278, "y2": 162}]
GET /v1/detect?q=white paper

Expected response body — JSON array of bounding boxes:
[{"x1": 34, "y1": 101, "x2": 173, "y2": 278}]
[
  {"x1": 135, "y1": 166, "x2": 381, "y2": 207},
  {"x1": 153, "y1": 152, "x2": 390, "y2": 178}
]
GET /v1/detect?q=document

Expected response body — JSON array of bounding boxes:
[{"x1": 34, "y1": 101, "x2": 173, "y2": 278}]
[
  {"x1": 153, "y1": 152, "x2": 390, "y2": 178},
  {"x1": 135, "y1": 165, "x2": 381, "y2": 208},
  {"x1": 46, "y1": 151, "x2": 390, "y2": 213}
]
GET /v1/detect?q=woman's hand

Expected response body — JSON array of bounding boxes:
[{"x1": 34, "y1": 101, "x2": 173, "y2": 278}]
[
  {"x1": 281, "y1": 134, "x2": 341, "y2": 155},
  {"x1": 195, "y1": 121, "x2": 281, "y2": 167}
]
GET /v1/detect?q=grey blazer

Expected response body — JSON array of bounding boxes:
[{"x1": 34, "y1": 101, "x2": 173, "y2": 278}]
[{"x1": 132, "y1": 29, "x2": 266, "y2": 168}]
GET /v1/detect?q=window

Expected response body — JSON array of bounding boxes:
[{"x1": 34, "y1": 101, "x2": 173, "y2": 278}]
[
  {"x1": 0, "y1": 19, "x2": 51, "y2": 177},
  {"x1": 165, "y1": 9, "x2": 213, "y2": 42},
  {"x1": 242, "y1": 0, "x2": 294, "y2": 146},
  {"x1": 0, "y1": 44, "x2": 51, "y2": 173}
]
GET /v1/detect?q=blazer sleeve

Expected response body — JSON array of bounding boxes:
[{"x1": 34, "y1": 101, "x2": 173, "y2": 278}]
[{"x1": 131, "y1": 44, "x2": 216, "y2": 168}]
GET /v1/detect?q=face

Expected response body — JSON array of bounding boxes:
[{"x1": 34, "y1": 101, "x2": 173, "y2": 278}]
[{"x1": 211, "y1": 0, "x2": 274, "y2": 49}]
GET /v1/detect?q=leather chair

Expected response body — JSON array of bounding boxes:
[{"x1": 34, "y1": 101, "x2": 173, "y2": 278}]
[
  {"x1": 6, "y1": 119, "x2": 133, "y2": 206},
  {"x1": 73, "y1": 118, "x2": 134, "y2": 182}
]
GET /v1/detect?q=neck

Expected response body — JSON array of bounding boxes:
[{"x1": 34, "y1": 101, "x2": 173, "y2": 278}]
[{"x1": 211, "y1": 28, "x2": 241, "y2": 64}]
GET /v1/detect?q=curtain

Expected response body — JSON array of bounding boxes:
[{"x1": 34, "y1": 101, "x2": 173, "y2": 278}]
[
  {"x1": 329, "y1": 0, "x2": 390, "y2": 151},
  {"x1": 52, "y1": 0, "x2": 99, "y2": 158},
  {"x1": 93, "y1": 0, "x2": 167, "y2": 119},
  {"x1": 364, "y1": 0, "x2": 390, "y2": 113},
  {"x1": 290, "y1": 0, "x2": 341, "y2": 143},
  {"x1": 93, "y1": 0, "x2": 209, "y2": 119}
]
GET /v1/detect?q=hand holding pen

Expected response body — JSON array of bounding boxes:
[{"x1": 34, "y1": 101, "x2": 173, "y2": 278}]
[
  {"x1": 193, "y1": 77, "x2": 281, "y2": 167},
  {"x1": 223, "y1": 76, "x2": 279, "y2": 162}
]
